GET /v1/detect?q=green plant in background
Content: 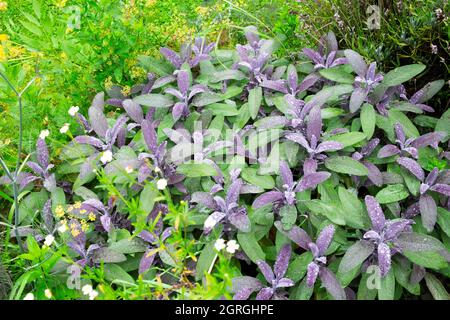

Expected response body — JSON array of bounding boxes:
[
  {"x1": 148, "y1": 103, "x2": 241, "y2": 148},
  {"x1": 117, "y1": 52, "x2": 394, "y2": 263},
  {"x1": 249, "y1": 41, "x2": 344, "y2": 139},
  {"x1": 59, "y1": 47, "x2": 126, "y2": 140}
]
[{"x1": 294, "y1": 0, "x2": 449, "y2": 113}]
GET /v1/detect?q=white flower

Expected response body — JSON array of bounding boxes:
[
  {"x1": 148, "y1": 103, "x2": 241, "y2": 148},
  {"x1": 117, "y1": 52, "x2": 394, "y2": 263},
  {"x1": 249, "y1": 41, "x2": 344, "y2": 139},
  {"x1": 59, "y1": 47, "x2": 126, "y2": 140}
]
[
  {"x1": 154, "y1": 166, "x2": 161, "y2": 173},
  {"x1": 156, "y1": 178, "x2": 168, "y2": 190},
  {"x1": 57, "y1": 223, "x2": 67, "y2": 233},
  {"x1": 68, "y1": 106, "x2": 79, "y2": 116},
  {"x1": 125, "y1": 165, "x2": 133, "y2": 173},
  {"x1": 226, "y1": 240, "x2": 239, "y2": 254},
  {"x1": 23, "y1": 292, "x2": 34, "y2": 300},
  {"x1": 44, "y1": 289, "x2": 52, "y2": 299},
  {"x1": 59, "y1": 123, "x2": 70, "y2": 134},
  {"x1": 214, "y1": 238, "x2": 226, "y2": 251},
  {"x1": 88, "y1": 290, "x2": 99, "y2": 300},
  {"x1": 44, "y1": 234, "x2": 55, "y2": 247},
  {"x1": 39, "y1": 129, "x2": 50, "y2": 140},
  {"x1": 204, "y1": 215, "x2": 217, "y2": 230},
  {"x1": 100, "y1": 150, "x2": 113, "y2": 164},
  {"x1": 82, "y1": 284, "x2": 93, "y2": 295}
]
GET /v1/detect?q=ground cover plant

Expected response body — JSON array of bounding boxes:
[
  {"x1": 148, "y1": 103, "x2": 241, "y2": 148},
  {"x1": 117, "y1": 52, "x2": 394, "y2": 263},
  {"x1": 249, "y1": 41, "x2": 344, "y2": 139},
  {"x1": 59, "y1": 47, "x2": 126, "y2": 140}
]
[{"x1": 1, "y1": 21, "x2": 450, "y2": 300}]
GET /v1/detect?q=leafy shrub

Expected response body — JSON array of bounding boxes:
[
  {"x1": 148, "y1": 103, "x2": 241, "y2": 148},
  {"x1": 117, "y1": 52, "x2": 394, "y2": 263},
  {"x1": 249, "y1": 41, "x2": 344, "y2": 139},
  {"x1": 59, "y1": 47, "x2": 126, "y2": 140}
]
[
  {"x1": 293, "y1": 0, "x2": 449, "y2": 114},
  {"x1": 1, "y1": 26, "x2": 450, "y2": 300}
]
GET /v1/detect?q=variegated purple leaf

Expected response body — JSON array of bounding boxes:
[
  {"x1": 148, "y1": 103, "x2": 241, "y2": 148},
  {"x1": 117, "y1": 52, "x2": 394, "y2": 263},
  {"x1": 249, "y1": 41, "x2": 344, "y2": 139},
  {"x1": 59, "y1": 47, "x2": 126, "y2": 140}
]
[
  {"x1": 228, "y1": 209, "x2": 251, "y2": 233},
  {"x1": 139, "y1": 248, "x2": 157, "y2": 274},
  {"x1": 377, "y1": 144, "x2": 400, "y2": 158},
  {"x1": 297, "y1": 73, "x2": 320, "y2": 93},
  {"x1": 411, "y1": 132, "x2": 445, "y2": 149},
  {"x1": 394, "y1": 123, "x2": 406, "y2": 143},
  {"x1": 429, "y1": 183, "x2": 450, "y2": 196},
  {"x1": 279, "y1": 161, "x2": 293, "y2": 188},
  {"x1": 364, "y1": 161, "x2": 383, "y2": 187},
  {"x1": 232, "y1": 276, "x2": 263, "y2": 293},
  {"x1": 226, "y1": 178, "x2": 243, "y2": 207},
  {"x1": 384, "y1": 219, "x2": 413, "y2": 240},
  {"x1": 344, "y1": 49, "x2": 367, "y2": 77},
  {"x1": 306, "y1": 262, "x2": 320, "y2": 287},
  {"x1": 349, "y1": 87, "x2": 368, "y2": 113},
  {"x1": 74, "y1": 136, "x2": 104, "y2": 149},
  {"x1": 256, "y1": 260, "x2": 275, "y2": 283},
  {"x1": 27, "y1": 161, "x2": 44, "y2": 176},
  {"x1": 260, "y1": 80, "x2": 288, "y2": 93},
  {"x1": 319, "y1": 267, "x2": 346, "y2": 300},
  {"x1": 364, "y1": 195, "x2": 386, "y2": 232},
  {"x1": 396, "y1": 157, "x2": 425, "y2": 181},
  {"x1": 123, "y1": 99, "x2": 144, "y2": 123},
  {"x1": 252, "y1": 191, "x2": 284, "y2": 209},
  {"x1": 177, "y1": 70, "x2": 190, "y2": 96},
  {"x1": 36, "y1": 138, "x2": 49, "y2": 170},
  {"x1": 172, "y1": 102, "x2": 186, "y2": 121},
  {"x1": 274, "y1": 244, "x2": 291, "y2": 279},
  {"x1": 233, "y1": 288, "x2": 255, "y2": 300},
  {"x1": 315, "y1": 141, "x2": 344, "y2": 153},
  {"x1": 425, "y1": 168, "x2": 439, "y2": 186},
  {"x1": 274, "y1": 221, "x2": 312, "y2": 250},
  {"x1": 88, "y1": 94, "x2": 108, "y2": 138},
  {"x1": 191, "y1": 192, "x2": 216, "y2": 209},
  {"x1": 19, "y1": 173, "x2": 40, "y2": 190},
  {"x1": 307, "y1": 105, "x2": 322, "y2": 143},
  {"x1": 276, "y1": 278, "x2": 295, "y2": 288},
  {"x1": 100, "y1": 214, "x2": 112, "y2": 232},
  {"x1": 303, "y1": 158, "x2": 318, "y2": 175},
  {"x1": 419, "y1": 194, "x2": 437, "y2": 232},
  {"x1": 285, "y1": 132, "x2": 310, "y2": 150},
  {"x1": 410, "y1": 264, "x2": 426, "y2": 284},
  {"x1": 295, "y1": 172, "x2": 331, "y2": 192},
  {"x1": 138, "y1": 230, "x2": 158, "y2": 244},
  {"x1": 255, "y1": 287, "x2": 274, "y2": 300},
  {"x1": 316, "y1": 225, "x2": 335, "y2": 256},
  {"x1": 160, "y1": 47, "x2": 182, "y2": 68},
  {"x1": 203, "y1": 211, "x2": 226, "y2": 233},
  {"x1": 377, "y1": 242, "x2": 391, "y2": 277}
]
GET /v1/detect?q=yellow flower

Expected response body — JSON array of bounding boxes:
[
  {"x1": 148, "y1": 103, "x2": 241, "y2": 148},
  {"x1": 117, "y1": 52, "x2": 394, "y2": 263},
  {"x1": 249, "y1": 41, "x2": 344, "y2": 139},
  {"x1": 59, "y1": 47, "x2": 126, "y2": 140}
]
[
  {"x1": 0, "y1": 47, "x2": 5, "y2": 62},
  {"x1": 79, "y1": 209, "x2": 87, "y2": 214},
  {"x1": 67, "y1": 205, "x2": 74, "y2": 213},
  {"x1": 121, "y1": 85, "x2": 131, "y2": 97},
  {"x1": 0, "y1": 34, "x2": 8, "y2": 41},
  {"x1": 0, "y1": 2, "x2": 7, "y2": 11},
  {"x1": 55, "y1": 205, "x2": 65, "y2": 218},
  {"x1": 88, "y1": 212, "x2": 96, "y2": 222},
  {"x1": 73, "y1": 201, "x2": 82, "y2": 209},
  {"x1": 55, "y1": 0, "x2": 67, "y2": 8},
  {"x1": 71, "y1": 228, "x2": 80, "y2": 237}
]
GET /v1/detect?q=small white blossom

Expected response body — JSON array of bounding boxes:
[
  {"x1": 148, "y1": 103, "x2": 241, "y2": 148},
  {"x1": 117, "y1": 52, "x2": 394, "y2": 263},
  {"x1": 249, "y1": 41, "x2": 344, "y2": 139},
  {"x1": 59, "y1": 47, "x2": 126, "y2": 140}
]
[
  {"x1": 59, "y1": 123, "x2": 70, "y2": 134},
  {"x1": 156, "y1": 178, "x2": 168, "y2": 190},
  {"x1": 154, "y1": 166, "x2": 161, "y2": 173},
  {"x1": 89, "y1": 290, "x2": 99, "y2": 300},
  {"x1": 125, "y1": 165, "x2": 133, "y2": 173},
  {"x1": 39, "y1": 129, "x2": 50, "y2": 140},
  {"x1": 68, "y1": 106, "x2": 79, "y2": 116},
  {"x1": 57, "y1": 223, "x2": 68, "y2": 233},
  {"x1": 44, "y1": 289, "x2": 52, "y2": 299},
  {"x1": 23, "y1": 292, "x2": 34, "y2": 300},
  {"x1": 100, "y1": 150, "x2": 113, "y2": 164},
  {"x1": 226, "y1": 240, "x2": 240, "y2": 254},
  {"x1": 44, "y1": 234, "x2": 55, "y2": 247},
  {"x1": 214, "y1": 238, "x2": 226, "y2": 251},
  {"x1": 82, "y1": 284, "x2": 93, "y2": 295}
]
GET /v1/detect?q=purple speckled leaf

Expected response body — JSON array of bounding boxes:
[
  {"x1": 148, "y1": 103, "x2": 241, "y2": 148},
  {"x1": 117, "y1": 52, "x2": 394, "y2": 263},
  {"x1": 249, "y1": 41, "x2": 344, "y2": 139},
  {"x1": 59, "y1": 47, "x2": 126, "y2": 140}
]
[
  {"x1": 430, "y1": 183, "x2": 450, "y2": 196},
  {"x1": 377, "y1": 144, "x2": 400, "y2": 158},
  {"x1": 303, "y1": 158, "x2": 318, "y2": 175},
  {"x1": 274, "y1": 244, "x2": 291, "y2": 279},
  {"x1": 123, "y1": 99, "x2": 144, "y2": 123},
  {"x1": 252, "y1": 191, "x2": 283, "y2": 209},
  {"x1": 364, "y1": 195, "x2": 386, "y2": 232},
  {"x1": 27, "y1": 161, "x2": 44, "y2": 176},
  {"x1": 203, "y1": 211, "x2": 226, "y2": 233},
  {"x1": 226, "y1": 178, "x2": 243, "y2": 207},
  {"x1": 279, "y1": 161, "x2": 293, "y2": 187},
  {"x1": 260, "y1": 80, "x2": 288, "y2": 93},
  {"x1": 233, "y1": 288, "x2": 255, "y2": 300},
  {"x1": 425, "y1": 168, "x2": 439, "y2": 186},
  {"x1": 177, "y1": 70, "x2": 190, "y2": 96},
  {"x1": 419, "y1": 194, "x2": 437, "y2": 232},
  {"x1": 255, "y1": 287, "x2": 274, "y2": 300},
  {"x1": 296, "y1": 172, "x2": 331, "y2": 192},
  {"x1": 394, "y1": 123, "x2": 406, "y2": 143},
  {"x1": 100, "y1": 214, "x2": 112, "y2": 232},
  {"x1": 411, "y1": 132, "x2": 446, "y2": 149},
  {"x1": 410, "y1": 264, "x2": 426, "y2": 284},
  {"x1": 138, "y1": 230, "x2": 158, "y2": 244},
  {"x1": 276, "y1": 278, "x2": 295, "y2": 288},
  {"x1": 319, "y1": 267, "x2": 346, "y2": 300},
  {"x1": 228, "y1": 209, "x2": 251, "y2": 232},
  {"x1": 74, "y1": 136, "x2": 104, "y2": 149},
  {"x1": 42, "y1": 199, "x2": 53, "y2": 232},
  {"x1": 384, "y1": 219, "x2": 413, "y2": 240},
  {"x1": 349, "y1": 87, "x2": 368, "y2": 113},
  {"x1": 307, "y1": 106, "x2": 322, "y2": 144},
  {"x1": 88, "y1": 93, "x2": 108, "y2": 138},
  {"x1": 315, "y1": 141, "x2": 344, "y2": 153},
  {"x1": 106, "y1": 114, "x2": 128, "y2": 147},
  {"x1": 172, "y1": 102, "x2": 186, "y2": 121},
  {"x1": 285, "y1": 132, "x2": 310, "y2": 150},
  {"x1": 396, "y1": 157, "x2": 424, "y2": 181},
  {"x1": 191, "y1": 192, "x2": 216, "y2": 209},
  {"x1": 141, "y1": 119, "x2": 157, "y2": 152},
  {"x1": 377, "y1": 242, "x2": 391, "y2": 277},
  {"x1": 306, "y1": 262, "x2": 320, "y2": 287},
  {"x1": 232, "y1": 276, "x2": 263, "y2": 294},
  {"x1": 344, "y1": 49, "x2": 367, "y2": 77},
  {"x1": 256, "y1": 260, "x2": 275, "y2": 283},
  {"x1": 83, "y1": 199, "x2": 107, "y2": 214},
  {"x1": 298, "y1": 73, "x2": 320, "y2": 93},
  {"x1": 274, "y1": 221, "x2": 312, "y2": 250},
  {"x1": 139, "y1": 248, "x2": 157, "y2": 274},
  {"x1": 160, "y1": 47, "x2": 182, "y2": 68},
  {"x1": 36, "y1": 138, "x2": 49, "y2": 170},
  {"x1": 316, "y1": 225, "x2": 335, "y2": 256},
  {"x1": 364, "y1": 161, "x2": 383, "y2": 186},
  {"x1": 361, "y1": 138, "x2": 380, "y2": 156}
]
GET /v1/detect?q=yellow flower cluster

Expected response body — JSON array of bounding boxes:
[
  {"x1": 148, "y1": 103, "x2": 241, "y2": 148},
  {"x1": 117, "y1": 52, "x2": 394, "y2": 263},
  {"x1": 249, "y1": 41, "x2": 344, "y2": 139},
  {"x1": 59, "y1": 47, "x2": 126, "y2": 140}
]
[
  {"x1": 54, "y1": 201, "x2": 97, "y2": 237},
  {"x1": 104, "y1": 76, "x2": 113, "y2": 90},
  {"x1": 121, "y1": 85, "x2": 131, "y2": 97},
  {"x1": 54, "y1": 0, "x2": 67, "y2": 8},
  {"x1": 0, "y1": 1, "x2": 7, "y2": 11}
]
